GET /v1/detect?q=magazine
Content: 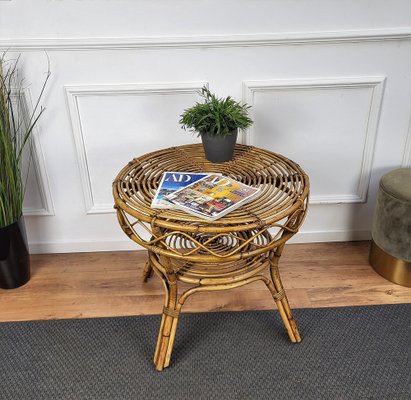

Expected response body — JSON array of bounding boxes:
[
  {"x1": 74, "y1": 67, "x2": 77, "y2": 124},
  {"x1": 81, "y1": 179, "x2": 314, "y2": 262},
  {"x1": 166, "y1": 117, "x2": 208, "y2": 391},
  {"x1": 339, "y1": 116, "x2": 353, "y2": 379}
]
[
  {"x1": 151, "y1": 172, "x2": 214, "y2": 209},
  {"x1": 165, "y1": 174, "x2": 260, "y2": 220}
]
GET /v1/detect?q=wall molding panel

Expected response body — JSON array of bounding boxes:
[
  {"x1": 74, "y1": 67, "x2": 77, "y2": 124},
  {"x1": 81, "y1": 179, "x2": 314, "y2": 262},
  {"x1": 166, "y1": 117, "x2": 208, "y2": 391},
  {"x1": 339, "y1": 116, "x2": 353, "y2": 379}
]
[
  {"x1": 242, "y1": 76, "x2": 386, "y2": 204},
  {"x1": 12, "y1": 90, "x2": 55, "y2": 217},
  {"x1": 65, "y1": 82, "x2": 206, "y2": 214},
  {"x1": 23, "y1": 135, "x2": 55, "y2": 216},
  {"x1": 1, "y1": 28, "x2": 411, "y2": 52}
]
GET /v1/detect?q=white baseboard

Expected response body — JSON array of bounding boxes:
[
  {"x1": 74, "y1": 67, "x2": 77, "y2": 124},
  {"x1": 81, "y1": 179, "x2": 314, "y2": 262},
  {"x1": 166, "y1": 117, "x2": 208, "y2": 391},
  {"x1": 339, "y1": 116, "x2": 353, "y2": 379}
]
[
  {"x1": 28, "y1": 230, "x2": 371, "y2": 254},
  {"x1": 28, "y1": 239, "x2": 141, "y2": 254},
  {"x1": 289, "y1": 230, "x2": 371, "y2": 243}
]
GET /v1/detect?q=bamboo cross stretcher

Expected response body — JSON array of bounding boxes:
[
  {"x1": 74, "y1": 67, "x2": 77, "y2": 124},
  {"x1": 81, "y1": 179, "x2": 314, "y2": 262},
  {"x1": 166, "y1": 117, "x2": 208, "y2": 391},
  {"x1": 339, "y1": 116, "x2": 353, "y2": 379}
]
[{"x1": 113, "y1": 144, "x2": 309, "y2": 371}]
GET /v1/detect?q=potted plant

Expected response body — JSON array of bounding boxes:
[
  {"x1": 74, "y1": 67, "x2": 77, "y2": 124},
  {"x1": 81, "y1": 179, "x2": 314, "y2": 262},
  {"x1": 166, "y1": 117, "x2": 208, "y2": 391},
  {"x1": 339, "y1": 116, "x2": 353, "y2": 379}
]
[
  {"x1": 179, "y1": 86, "x2": 253, "y2": 163},
  {"x1": 0, "y1": 55, "x2": 49, "y2": 289}
]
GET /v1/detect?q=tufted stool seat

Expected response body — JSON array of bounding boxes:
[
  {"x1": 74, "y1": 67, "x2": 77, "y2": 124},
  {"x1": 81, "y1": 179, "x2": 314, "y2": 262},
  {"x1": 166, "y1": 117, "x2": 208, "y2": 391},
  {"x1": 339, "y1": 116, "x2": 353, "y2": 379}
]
[{"x1": 369, "y1": 168, "x2": 411, "y2": 287}]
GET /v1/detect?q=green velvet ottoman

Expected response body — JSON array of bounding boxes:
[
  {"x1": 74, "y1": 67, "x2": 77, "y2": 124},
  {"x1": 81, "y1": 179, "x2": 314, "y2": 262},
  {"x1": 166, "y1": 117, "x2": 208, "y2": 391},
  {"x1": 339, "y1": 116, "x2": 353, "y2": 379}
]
[{"x1": 369, "y1": 167, "x2": 411, "y2": 287}]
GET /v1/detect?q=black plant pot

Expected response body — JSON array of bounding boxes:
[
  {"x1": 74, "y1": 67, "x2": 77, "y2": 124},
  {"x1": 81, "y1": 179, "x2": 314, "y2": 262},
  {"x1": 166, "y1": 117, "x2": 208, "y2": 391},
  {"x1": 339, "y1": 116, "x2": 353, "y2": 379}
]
[
  {"x1": 0, "y1": 217, "x2": 30, "y2": 289},
  {"x1": 201, "y1": 130, "x2": 238, "y2": 163}
]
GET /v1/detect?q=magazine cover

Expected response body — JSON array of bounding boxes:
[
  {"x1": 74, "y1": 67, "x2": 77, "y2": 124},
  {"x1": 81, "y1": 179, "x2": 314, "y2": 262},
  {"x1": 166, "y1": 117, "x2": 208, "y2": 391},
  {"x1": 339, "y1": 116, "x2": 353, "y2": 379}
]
[
  {"x1": 151, "y1": 172, "x2": 213, "y2": 209},
  {"x1": 165, "y1": 174, "x2": 260, "y2": 220}
]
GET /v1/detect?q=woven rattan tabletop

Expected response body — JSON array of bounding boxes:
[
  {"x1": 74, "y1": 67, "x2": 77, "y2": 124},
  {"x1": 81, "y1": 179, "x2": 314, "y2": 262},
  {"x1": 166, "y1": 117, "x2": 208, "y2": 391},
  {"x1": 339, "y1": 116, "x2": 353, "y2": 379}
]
[{"x1": 113, "y1": 143, "x2": 309, "y2": 228}]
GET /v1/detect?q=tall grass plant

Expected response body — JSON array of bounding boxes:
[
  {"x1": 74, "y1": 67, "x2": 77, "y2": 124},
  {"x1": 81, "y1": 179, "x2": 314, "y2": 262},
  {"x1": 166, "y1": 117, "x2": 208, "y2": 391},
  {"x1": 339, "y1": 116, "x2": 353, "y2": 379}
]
[{"x1": 0, "y1": 55, "x2": 50, "y2": 228}]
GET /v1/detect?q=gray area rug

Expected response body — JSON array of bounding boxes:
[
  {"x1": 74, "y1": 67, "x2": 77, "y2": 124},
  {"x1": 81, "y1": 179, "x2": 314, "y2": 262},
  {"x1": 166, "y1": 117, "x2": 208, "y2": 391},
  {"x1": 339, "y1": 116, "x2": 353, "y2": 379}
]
[{"x1": 0, "y1": 304, "x2": 410, "y2": 400}]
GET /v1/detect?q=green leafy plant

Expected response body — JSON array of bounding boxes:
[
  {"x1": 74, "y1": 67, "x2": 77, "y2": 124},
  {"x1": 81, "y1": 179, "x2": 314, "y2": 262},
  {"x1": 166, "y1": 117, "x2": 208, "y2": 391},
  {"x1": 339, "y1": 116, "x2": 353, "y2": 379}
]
[
  {"x1": 0, "y1": 55, "x2": 50, "y2": 228},
  {"x1": 179, "y1": 86, "x2": 253, "y2": 137}
]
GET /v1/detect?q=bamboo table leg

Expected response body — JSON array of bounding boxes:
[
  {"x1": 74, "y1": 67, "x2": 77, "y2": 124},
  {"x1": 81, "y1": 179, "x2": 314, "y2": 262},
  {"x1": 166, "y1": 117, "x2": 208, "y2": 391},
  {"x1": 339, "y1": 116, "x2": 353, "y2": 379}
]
[
  {"x1": 153, "y1": 268, "x2": 180, "y2": 371},
  {"x1": 142, "y1": 244, "x2": 155, "y2": 282},
  {"x1": 267, "y1": 245, "x2": 301, "y2": 343},
  {"x1": 142, "y1": 259, "x2": 154, "y2": 282}
]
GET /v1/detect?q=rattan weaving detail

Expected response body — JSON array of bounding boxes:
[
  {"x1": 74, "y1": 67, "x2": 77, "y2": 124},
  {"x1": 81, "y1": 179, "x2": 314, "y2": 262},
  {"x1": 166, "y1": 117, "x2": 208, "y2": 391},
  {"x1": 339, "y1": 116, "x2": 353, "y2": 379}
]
[
  {"x1": 113, "y1": 143, "x2": 309, "y2": 371},
  {"x1": 113, "y1": 144, "x2": 309, "y2": 262}
]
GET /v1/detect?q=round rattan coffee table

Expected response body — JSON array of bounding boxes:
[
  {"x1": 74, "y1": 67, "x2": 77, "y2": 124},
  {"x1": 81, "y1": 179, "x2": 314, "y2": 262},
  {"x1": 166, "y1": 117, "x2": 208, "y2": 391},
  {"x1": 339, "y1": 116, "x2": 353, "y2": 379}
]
[{"x1": 113, "y1": 143, "x2": 309, "y2": 371}]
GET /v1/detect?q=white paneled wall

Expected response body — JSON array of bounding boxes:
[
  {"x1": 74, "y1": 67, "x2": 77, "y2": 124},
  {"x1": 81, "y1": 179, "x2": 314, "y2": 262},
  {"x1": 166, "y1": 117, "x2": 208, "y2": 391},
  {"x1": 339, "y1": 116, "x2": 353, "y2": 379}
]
[
  {"x1": 1, "y1": 0, "x2": 411, "y2": 253},
  {"x1": 243, "y1": 77, "x2": 386, "y2": 204},
  {"x1": 65, "y1": 83, "x2": 205, "y2": 214}
]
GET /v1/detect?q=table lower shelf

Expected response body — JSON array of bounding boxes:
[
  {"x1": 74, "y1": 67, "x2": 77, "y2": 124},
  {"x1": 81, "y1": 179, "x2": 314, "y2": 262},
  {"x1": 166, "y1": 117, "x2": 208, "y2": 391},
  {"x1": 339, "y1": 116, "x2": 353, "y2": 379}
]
[{"x1": 151, "y1": 251, "x2": 271, "y2": 285}]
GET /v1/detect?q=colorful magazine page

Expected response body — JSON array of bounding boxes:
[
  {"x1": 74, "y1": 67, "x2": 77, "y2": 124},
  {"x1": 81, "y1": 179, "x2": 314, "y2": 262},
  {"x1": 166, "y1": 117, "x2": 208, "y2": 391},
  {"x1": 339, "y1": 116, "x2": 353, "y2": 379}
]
[
  {"x1": 151, "y1": 172, "x2": 214, "y2": 209},
  {"x1": 165, "y1": 174, "x2": 260, "y2": 220}
]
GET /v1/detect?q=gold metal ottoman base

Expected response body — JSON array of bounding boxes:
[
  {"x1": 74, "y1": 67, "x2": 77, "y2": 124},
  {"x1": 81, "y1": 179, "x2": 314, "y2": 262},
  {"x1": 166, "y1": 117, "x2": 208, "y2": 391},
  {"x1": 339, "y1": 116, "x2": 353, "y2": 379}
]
[{"x1": 369, "y1": 240, "x2": 411, "y2": 287}]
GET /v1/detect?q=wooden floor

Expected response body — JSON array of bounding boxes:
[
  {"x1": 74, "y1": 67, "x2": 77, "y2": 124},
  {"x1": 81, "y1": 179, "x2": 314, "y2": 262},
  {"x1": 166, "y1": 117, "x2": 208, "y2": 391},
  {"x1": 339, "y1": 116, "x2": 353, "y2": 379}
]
[{"x1": 1, "y1": 241, "x2": 411, "y2": 322}]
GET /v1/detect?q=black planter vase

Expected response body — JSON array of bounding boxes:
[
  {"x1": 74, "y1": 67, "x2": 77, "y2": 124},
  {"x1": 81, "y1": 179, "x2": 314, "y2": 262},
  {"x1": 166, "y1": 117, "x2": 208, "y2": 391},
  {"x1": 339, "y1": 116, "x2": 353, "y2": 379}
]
[
  {"x1": 0, "y1": 217, "x2": 30, "y2": 289},
  {"x1": 201, "y1": 130, "x2": 238, "y2": 163}
]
